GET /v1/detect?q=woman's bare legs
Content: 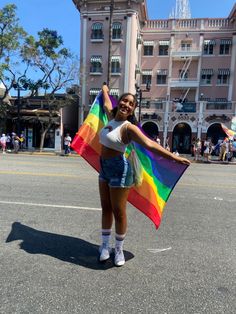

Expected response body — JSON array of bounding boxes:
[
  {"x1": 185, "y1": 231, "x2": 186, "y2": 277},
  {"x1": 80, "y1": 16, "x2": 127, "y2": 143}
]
[
  {"x1": 99, "y1": 179, "x2": 113, "y2": 229},
  {"x1": 109, "y1": 187, "x2": 130, "y2": 234},
  {"x1": 109, "y1": 187, "x2": 130, "y2": 266}
]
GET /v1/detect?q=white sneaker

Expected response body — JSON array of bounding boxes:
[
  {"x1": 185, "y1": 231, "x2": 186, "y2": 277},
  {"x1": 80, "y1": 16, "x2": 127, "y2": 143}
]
[
  {"x1": 99, "y1": 245, "x2": 111, "y2": 262},
  {"x1": 114, "y1": 247, "x2": 125, "y2": 266}
]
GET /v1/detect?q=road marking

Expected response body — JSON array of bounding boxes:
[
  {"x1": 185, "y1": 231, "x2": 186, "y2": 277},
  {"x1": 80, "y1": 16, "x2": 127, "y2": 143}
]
[
  {"x1": 0, "y1": 170, "x2": 79, "y2": 178},
  {"x1": 147, "y1": 247, "x2": 172, "y2": 253},
  {"x1": 179, "y1": 183, "x2": 236, "y2": 189},
  {"x1": 214, "y1": 197, "x2": 223, "y2": 201},
  {"x1": 0, "y1": 200, "x2": 101, "y2": 211}
]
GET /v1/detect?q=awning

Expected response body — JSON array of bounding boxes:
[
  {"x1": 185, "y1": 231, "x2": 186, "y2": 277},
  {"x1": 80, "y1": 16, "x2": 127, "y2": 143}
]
[
  {"x1": 112, "y1": 22, "x2": 121, "y2": 29},
  {"x1": 204, "y1": 39, "x2": 216, "y2": 45},
  {"x1": 110, "y1": 89, "x2": 119, "y2": 96},
  {"x1": 111, "y1": 56, "x2": 121, "y2": 62},
  {"x1": 159, "y1": 40, "x2": 170, "y2": 46},
  {"x1": 90, "y1": 56, "x2": 102, "y2": 63},
  {"x1": 157, "y1": 69, "x2": 168, "y2": 75},
  {"x1": 89, "y1": 88, "x2": 100, "y2": 95},
  {"x1": 143, "y1": 41, "x2": 154, "y2": 46},
  {"x1": 220, "y1": 39, "x2": 232, "y2": 45},
  {"x1": 91, "y1": 23, "x2": 102, "y2": 30},
  {"x1": 218, "y1": 68, "x2": 230, "y2": 75},
  {"x1": 142, "y1": 70, "x2": 153, "y2": 75},
  {"x1": 201, "y1": 68, "x2": 214, "y2": 75}
]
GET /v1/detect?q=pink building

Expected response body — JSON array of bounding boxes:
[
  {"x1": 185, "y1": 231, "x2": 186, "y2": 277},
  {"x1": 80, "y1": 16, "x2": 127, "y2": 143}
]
[{"x1": 73, "y1": 0, "x2": 236, "y2": 153}]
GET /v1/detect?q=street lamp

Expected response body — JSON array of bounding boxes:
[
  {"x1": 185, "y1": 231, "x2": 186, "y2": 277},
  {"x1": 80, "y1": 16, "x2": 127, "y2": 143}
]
[
  {"x1": 135, "y1": 81, "x2": 151, "y2": 123},
  {"x1": 13, "y1": 81, "x2": 29, "y2": 135}
]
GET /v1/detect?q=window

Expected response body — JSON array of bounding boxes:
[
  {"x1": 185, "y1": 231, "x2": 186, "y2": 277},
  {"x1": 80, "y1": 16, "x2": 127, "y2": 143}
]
[
  {"x1": 111, "y1": 56, "x2": 121, "y2": 74},
  {"x1": 143, "y1": 41, "x2": 154, "y2": 56},
  {"x1": 91, "y1": 23, "x2": 103, "y2": 40},
  {"x1": 109, "y1": 89, "x2": 120, "y2": 100},
  {"x1": 201, "y1": 74, "x2": 212, "y2": 85},
  {"x1": 203, "y1": 40, "x2": 215, "y2": 55},
  {"x1": 181, "y1": 41, "x2": 192, "y2": 51},
  {"x1": 89, "y1": 88, "x2": 100, "y2": 104},
  {"x1": 90, "y1": 56, "x2": 102, "y2": 73},
  {"x1": 217, "y1": 69, "x2": 230, "y2": 84},
  {"x1": 158, "y1": 40, "x2": 169, "y2": 55},
  {"x1": 219, "y1": 39, "x2": 231, "y2": 55},
  {"x1": 159, "y1": 45, "x2": 168, "y2": 55},
  {"x1": 112, "y1": 22, "x2": 122, "y2": 39},
  {"x1": 144, "y1": 46, "x2": 153, "y2": 56},
  {"x1": 200, "y1": 69, "x2": 213, "y2": 85},
  {"x1": 141, "y1": 70, "x2": 152, "y2": 85},
  {"x1": 142, "y1": 75, "x2": 152, "y2": 85},
  {"x1": 156, "y1": 70, "x2": 167, "y2": 85}
]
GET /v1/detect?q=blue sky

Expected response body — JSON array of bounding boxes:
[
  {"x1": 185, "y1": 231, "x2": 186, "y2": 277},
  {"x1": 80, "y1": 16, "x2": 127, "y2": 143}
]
[{"x1": 1, "y1": 0, "x2": 235, "y2": 57}]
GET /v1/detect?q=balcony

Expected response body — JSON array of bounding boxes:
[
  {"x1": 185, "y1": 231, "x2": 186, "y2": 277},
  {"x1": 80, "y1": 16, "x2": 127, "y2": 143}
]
[
  {"x1": 171, "y1": 47, "x2": 202, "y2": 60},
  {"x1": 170, "y1": 78, "x2": 199, "y2": 88}
]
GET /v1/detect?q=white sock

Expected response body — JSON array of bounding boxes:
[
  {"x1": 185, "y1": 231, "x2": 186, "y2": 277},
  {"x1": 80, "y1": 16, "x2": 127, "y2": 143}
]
[
  {"x1": 101, "y1": 229, "x2": 111, "y2": 248},
  {"x1": 115, "y1": 233, "x2": 126, "y2": 251}
]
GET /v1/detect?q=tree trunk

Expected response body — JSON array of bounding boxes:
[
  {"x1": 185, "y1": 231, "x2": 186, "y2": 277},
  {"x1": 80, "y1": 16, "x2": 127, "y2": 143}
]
[{"x1": 39, "y1": 124, "x2": 51, "y2": 151}]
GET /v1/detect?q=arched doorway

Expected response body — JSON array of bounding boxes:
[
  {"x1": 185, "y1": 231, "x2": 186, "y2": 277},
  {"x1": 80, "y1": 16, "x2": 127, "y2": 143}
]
[
  {"x1": 142, "y1": 121, "x2": 159, "y2": 140},
  {"x1": 207, "y1": 123, "x2": 226, "y2": 145},
  {"x1": 172, "y1": 123, "x2": 192, "y2": 153}
]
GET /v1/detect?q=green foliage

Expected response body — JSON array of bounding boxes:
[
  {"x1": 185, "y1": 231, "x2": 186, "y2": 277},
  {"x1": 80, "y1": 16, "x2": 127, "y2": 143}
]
[{"x1": 0, "y1": 3, "x2": 79, "y2": 120}]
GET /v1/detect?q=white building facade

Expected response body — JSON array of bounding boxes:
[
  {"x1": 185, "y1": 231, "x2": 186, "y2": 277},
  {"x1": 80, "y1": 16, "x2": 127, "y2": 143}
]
[{"x1": 73, "y1": 0, "x2": 236, "y2": 153}]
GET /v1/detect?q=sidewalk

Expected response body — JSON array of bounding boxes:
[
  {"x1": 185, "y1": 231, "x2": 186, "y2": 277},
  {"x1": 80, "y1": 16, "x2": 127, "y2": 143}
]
[
  {"x1": 3, "y1": 150, "x2": 236, "y2": 164},
  {"x1": 4, "y1": 149, "x2": 80, "y2": 157}
]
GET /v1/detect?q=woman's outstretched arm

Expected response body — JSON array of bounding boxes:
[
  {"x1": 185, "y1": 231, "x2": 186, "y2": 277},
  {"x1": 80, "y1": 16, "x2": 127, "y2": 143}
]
[
  {"x1": 127, "y1": 124, "x2": 191, "y2": 165},
  {"x1": 101, "y1": 84, "x2": 113, "y2": 120}
]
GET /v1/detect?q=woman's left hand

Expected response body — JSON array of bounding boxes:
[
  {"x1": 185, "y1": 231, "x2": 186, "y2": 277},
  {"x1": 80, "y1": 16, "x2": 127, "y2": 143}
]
[{"x1": 175, "y1": 156, "x2": 191, "y2": 165}]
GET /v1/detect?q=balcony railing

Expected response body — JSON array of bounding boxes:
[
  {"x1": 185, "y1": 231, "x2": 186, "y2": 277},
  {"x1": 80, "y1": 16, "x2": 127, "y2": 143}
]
[
  {"x1": 144, "y1": 18, "x2": 232, "y2": 31},
  {"x1": 170, "y1": 78, "x2": 199, "y2": 88},
  {"x1": 206, "y1": 102, "x2": 232, "y2": 110}
]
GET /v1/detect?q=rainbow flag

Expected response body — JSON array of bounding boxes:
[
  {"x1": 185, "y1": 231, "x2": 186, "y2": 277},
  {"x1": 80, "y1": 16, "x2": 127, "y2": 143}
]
[
  {"x1": 71, "y1": 93, "x2": 189, "y2": 229},
  {"x1": 221, "y1": 123, "x2": 236, "y2": 140}
]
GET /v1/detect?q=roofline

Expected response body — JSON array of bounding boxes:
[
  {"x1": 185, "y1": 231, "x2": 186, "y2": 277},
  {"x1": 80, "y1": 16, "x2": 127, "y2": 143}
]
[{"x1": 228, "y1": 2, "x2": 236, "y2": 20}]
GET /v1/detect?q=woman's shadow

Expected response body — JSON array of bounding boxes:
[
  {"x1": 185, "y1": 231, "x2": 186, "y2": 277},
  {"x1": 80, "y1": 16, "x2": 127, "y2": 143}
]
[{"x1": 6, "y1": 222, "x2": 134, "y2": 270}]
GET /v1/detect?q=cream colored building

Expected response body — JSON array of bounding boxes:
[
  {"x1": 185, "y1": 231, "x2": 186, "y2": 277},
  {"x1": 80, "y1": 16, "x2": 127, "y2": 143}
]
[{"x1": 73, "y1": 0, "x2": 236, "y2": 153}]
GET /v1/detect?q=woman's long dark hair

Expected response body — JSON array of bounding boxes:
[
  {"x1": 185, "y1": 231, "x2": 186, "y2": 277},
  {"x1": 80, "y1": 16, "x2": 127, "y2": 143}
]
[{"x1": 111, "y1": 93, "x2": 139, "y2": 125}]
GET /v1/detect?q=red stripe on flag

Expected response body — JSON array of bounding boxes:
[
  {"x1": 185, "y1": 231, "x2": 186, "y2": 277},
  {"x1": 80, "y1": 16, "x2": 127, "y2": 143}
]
[
  {"x1": 128, "y1": 189, "x2": 162, "y2": 229},
  {"x1": 71, "y1": 135, "x2": 100, "y2": 171}
]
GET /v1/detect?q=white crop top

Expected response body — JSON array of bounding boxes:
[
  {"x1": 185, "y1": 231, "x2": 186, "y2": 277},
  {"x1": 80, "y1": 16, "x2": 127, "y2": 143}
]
[{"x1": 99, "y1": 119, "x2": 130, "y2": 153}]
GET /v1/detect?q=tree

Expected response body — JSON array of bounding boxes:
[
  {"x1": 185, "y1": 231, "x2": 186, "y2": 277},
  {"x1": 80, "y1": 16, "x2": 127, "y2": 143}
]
[
  {"x1": 0, "y1": 4, "x2": 79, "y2": 149},
  {"x1": 0, "y1": 4, "x2": 28, "y2": 117}
]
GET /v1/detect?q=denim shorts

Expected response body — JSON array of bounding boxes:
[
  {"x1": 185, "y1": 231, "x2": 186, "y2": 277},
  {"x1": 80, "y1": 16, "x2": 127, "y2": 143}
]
[{"x1": 99, "y1": 155, "x2": 134, "y2": 188}]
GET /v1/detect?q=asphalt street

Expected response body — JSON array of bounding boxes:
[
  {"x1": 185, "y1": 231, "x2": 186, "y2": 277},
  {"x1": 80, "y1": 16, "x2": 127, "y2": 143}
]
[{"x1": 0, "y1": 154, "x2": 236, "y2": 314}]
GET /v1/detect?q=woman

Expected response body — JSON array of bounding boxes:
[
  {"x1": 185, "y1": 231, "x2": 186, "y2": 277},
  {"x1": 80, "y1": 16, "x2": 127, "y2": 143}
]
[{"x1": 99, "y1": 84, "x2": 190, "y2": 266}]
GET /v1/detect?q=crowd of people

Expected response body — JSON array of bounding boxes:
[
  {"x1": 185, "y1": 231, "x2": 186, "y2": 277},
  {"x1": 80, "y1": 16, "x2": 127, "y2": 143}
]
[
  {"x1": 191, "y1": 137, "x2": 236, "y2": 162},
  {"x1": 0, "y1": 132, "x2": 25, "y2": 154}
]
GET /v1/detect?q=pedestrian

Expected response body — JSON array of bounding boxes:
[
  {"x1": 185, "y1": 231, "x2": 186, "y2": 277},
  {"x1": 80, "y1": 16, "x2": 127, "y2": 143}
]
[
  {"x1": 155, "y1": 136, "x2": 161, "y2": 145},
  {"x1": 194, "y1": 138, "x2": 202, "y2": 161},
  {"x1": 12, "y1": 133, "x2": 20, "y2": 153},
  {"x1": 0, "y1": 133, "x2": 7, "y2": 154},
  {"x1": 64, "y1": 133, "x2": 72, "y2": 155},
  {"x1": 98, "y1": 84, "x2": 190, "y2": 266},
  {"x1": 19, "y1": 133, "x2": 26, "y2": 150},
  {"x1": 203, "y1": 137, "x2": 211, "y2": 162},
  {"x1": 6, "y1": 133, "x2": 12, "y2": 151},
  {"x1": 232, "y1": 137, "x2": 236, "y2": 161}
]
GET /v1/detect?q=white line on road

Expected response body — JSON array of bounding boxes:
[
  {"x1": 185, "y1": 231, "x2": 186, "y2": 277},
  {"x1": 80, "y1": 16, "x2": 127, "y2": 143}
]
[
  {"x1": 147, "y1": 247, "x2": 172, "y2": 253},
  {"x1": 0, "y1": 200, "x2": 101, "y2": 211}
]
